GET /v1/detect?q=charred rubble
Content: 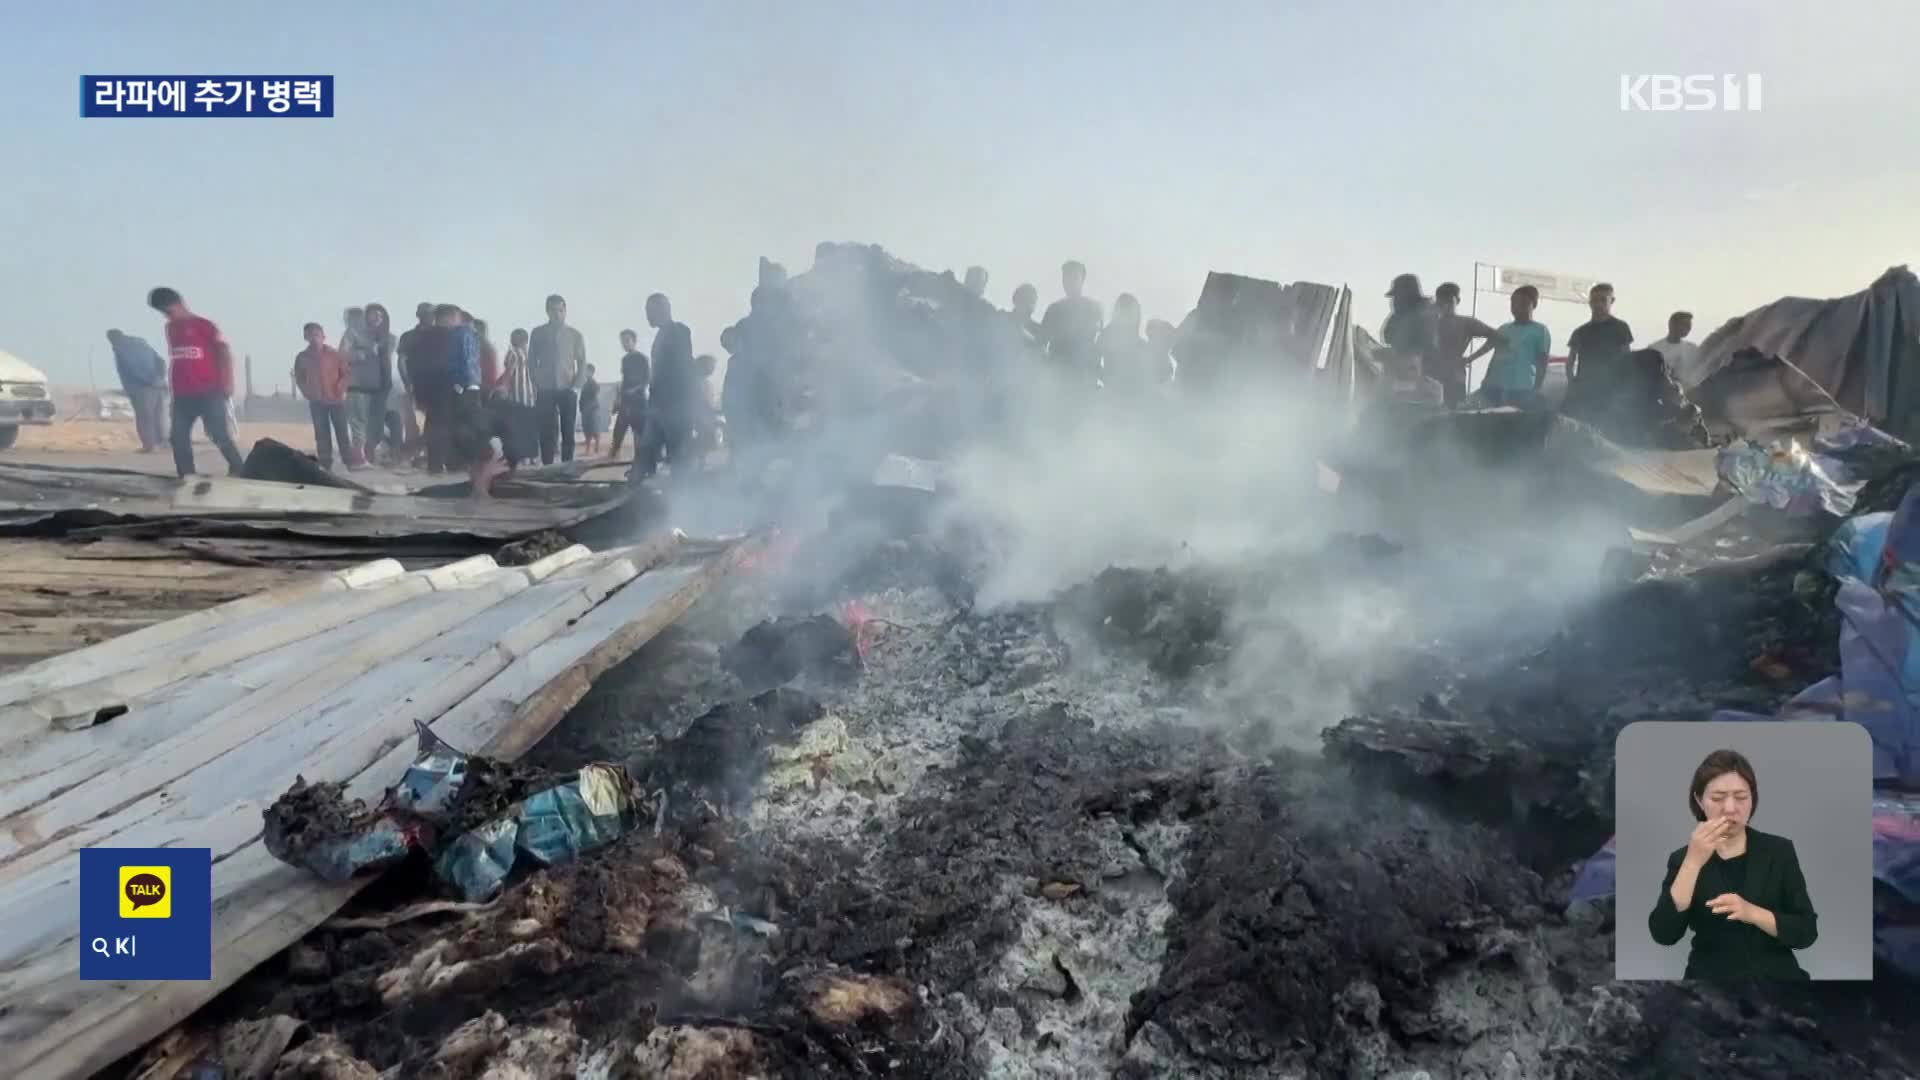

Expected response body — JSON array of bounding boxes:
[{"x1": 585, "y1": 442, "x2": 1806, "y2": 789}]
[{"x1": 137, "y1": 246, "x2": 1920, "y2": 1079}]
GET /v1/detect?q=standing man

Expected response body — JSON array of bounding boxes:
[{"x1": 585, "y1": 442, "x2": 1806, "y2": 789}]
[
  {"x1": 528, "y1": 293, "x2": 586, "y2": 464},
  {"x1": 1649, "y1": 310, "x2": 1703, "y2": 386},
  {"x1": 106, "y1": 328, "x2": 168, "y2": 452},
  {"x1": 292, "y1": 322, "x2": 353, "y2": 470},
  {"x1": 1478, "y1": 285, "x2": 1553, "y2": 409},
  {"x1": 1565, "y1": 282, "x2": 1634, "y2": 398},
  {"x1": 640, "y1": 292, "x2": 696, "y2": 478},
  {"x1": 148, "y1": 287, "x2": 245, "y2": 477},
  {"x1": 394, "y1": 302, "x2": 434, "y2": 463},
  {"x1": 1040, "y1": 260, "x2": 1103, "y2": 378},
  {"x1": 1432, "y1": 282, "x2": 1505, "y2": 406},
  {"x1": 609, "y1": 328, "x2": 650, "y2": 459}
]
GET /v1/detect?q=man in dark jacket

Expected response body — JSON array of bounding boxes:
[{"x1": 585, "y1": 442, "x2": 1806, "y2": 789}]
[
  {"x1": 637, "y1": 292, "x2": 696, "y2": 479},
  {"x1": 106, "y1": 328, "x2": 168, "y2": 451}
]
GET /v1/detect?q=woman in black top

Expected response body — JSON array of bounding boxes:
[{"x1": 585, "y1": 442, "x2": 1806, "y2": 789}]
[{"x1": 1648, "y1": 749, "x2": 1818, "y2": 979}]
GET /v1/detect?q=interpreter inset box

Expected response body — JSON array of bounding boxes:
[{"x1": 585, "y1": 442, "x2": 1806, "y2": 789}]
[{"x1": 1614, "y1": 720, "x2": 1873, "y2": 981}]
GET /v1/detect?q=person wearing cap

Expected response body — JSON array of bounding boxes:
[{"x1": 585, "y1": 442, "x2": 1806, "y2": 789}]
[
  {"x1": 1380, "y1": 273, "x2": 1442, "y2": 393},
  {"x1": 1432, "y1": 282, "x2": 1505, "y2": 407}
]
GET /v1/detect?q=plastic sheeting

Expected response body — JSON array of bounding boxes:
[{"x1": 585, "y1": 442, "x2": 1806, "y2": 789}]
[
  {"x1": 1692, "y1": 266, "x2": 1920, "y2": 438},
  {"x1": 1569, "y1": 485, "x2": 1920, "y2": 974}
]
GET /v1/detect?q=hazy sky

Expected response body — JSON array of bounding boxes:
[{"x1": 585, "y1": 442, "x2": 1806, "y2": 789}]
[{"x1": 5, "y1": 1, "x2": 1918, "y2": 389}]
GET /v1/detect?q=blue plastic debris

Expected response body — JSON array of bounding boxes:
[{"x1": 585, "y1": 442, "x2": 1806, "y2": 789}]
[
  {"x1": 264, "y1": 726, "x2": 651, "y2": 901},
  {"x1": 1570, "y1": 484, "x2": 1920, "y2": 973},
  {"x1": 433, "y1": 764, "x2": 649, "y2": 902}
]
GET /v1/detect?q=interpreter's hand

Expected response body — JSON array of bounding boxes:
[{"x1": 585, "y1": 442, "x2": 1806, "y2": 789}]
[
  {"x1": 1704, "y1": 893, "x2": 1758, "y2": 924},
  {"x1": 1685, "y1": 817, "x2": 1734, "y2": 866}
]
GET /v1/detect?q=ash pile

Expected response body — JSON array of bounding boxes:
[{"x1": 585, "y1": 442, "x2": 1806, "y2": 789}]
[{"x1": 140, "y1": 247, "x2": 1920, "y2": 1080}]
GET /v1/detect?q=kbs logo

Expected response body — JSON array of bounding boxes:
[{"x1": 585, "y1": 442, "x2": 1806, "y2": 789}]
[
  {"x1": 119, "y1": 865, "x2": 171, "y2": 918},
  {"x1": 1619, "y1": 74, "x2": 1763, "y2": 112}
]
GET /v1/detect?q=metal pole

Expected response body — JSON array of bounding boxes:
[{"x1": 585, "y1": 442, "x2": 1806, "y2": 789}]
[{"x1": 1470, "y1": 262, "x2": 1481, "y2": 320}]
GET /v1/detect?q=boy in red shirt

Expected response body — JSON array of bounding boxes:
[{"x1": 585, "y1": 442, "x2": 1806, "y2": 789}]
[
  {"x1": 148, "y1": 287, "x2": 246, "y2": 478},
  {"x1": 292, "y1": 322, "x2": 355, "y2": 470}
]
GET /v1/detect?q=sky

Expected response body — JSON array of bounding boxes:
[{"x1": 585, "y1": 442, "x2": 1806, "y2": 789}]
[{"x1": 4, "y1": 0, "x2": 1919, "y2": 391}]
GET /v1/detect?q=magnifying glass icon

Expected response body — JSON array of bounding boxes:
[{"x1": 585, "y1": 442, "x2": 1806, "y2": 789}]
[{"x1": 90, "y1": 937, "x2": 110, "y2": 958}]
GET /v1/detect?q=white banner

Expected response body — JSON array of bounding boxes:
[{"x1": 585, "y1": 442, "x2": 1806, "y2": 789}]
[{"x1": 1489, "y1": 265, "x2": 1598, "y2": 305}]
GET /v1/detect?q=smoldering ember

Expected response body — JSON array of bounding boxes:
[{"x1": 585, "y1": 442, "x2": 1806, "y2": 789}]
[{"x1": 7, "y1": 245, "x2": 1920, "y2": 1080}]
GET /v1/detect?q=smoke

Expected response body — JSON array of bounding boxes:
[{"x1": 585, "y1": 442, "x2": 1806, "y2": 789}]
[{"x1": 647, "y1": 242, "x2": 1637, "y2": 743}]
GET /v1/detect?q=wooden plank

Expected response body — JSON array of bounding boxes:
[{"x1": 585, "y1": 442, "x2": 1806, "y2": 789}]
[
  {"x1": 0, "y1": 558, "x2": 404, "y2": 708},
  {"x1": 22, "y1": 576, "x2": 438, "y2": 731},
  {"x1": 0, "y1": 552, "x2": 645, "y2": 968},
  {"x1": 0, "y1": 578, "x2": 528, "y2": 870},
  {"x1": 0, "y1": 536, "x2": 726, "y2": 1080}
]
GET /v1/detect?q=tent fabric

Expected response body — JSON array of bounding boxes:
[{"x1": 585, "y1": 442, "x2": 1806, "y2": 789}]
[
  {"x1": 1692, "y1": 266, "x2": 1920, "y2": 437},
  {"x1": 1689, "y1": 348, "x2": 1851, "y2": 439},
  {"x1": 1568, "y1": 486, "x2": 1920, "y2": 973}
]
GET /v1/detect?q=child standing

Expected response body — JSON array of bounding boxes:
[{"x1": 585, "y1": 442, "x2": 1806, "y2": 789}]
[{"x1": 579, "y1": 364, "x2": 605, "y2": 456}]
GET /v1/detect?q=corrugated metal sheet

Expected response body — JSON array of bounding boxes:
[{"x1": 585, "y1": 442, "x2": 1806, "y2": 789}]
[
  {"x1": 0, "y1": 531, "x2": 744, "y2": 1080},
  {"x1": 0, "y1": 466, "x2": 633, "y2": 541}
]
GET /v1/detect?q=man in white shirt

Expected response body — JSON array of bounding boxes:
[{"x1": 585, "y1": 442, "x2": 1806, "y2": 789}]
[{"x1": 1648, "y1": 310, "x2": 1704, "y2": 386}]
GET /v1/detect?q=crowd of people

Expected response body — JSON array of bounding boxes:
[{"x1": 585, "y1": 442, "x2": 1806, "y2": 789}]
[
  {"x1": 108, "y1": 287, "x2": 732, "y2": 500},
  {"x1": 1377, "y1": 272, "x2": 1704, "y2": 428},
  {"x1": 101, "y1": 261, "x2": 1713, "y2": 502}
]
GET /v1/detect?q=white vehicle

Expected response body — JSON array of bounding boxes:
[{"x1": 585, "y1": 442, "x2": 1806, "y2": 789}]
[{"x1": 0, "y1": 349, "x2": 57, "y2": 450}]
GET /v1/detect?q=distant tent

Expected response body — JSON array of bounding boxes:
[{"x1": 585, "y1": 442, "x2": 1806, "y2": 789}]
[{"x1": 1693, "y1": 266, "x2": 1920, "y2": 439}]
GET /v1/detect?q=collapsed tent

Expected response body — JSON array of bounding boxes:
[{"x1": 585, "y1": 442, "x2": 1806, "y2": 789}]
[
  {"x1": 1693, "y1": 266, "x2": 1920, "y2": 440},
  {"x1": 1568, "y1": 470, "x2": 1920, "y2": 973}
]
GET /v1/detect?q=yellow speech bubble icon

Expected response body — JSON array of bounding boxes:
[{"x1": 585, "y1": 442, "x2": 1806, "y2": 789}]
[{"x1": 119, "y1": 865, "x2": 171, "y2": 919}]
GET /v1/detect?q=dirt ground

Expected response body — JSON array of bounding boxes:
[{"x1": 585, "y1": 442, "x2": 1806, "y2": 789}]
[{"x1": 3, "y1": 417, "x2": 317, "y2": 473}]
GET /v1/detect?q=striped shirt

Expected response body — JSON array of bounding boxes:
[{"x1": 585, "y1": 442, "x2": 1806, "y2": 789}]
[{"x1": 501, "y1": 345, "x2": 536, "y2": 405}]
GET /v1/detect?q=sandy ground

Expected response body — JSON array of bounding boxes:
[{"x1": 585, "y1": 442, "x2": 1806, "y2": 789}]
[
  {"x1": 4, "y1": 418, "x2": 318, "y2": 475},
  {"x1": 4, "y1": 417, "x2": 630, "y2": 483}
]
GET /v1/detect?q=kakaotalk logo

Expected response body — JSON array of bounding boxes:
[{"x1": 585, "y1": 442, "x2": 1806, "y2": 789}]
[
  {"x1": 118, "y1": 865, "x2": 172, "y2": 919},
  {"x1": 1620, "y1": 74, "x2": 1763, "y2": 112}
]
